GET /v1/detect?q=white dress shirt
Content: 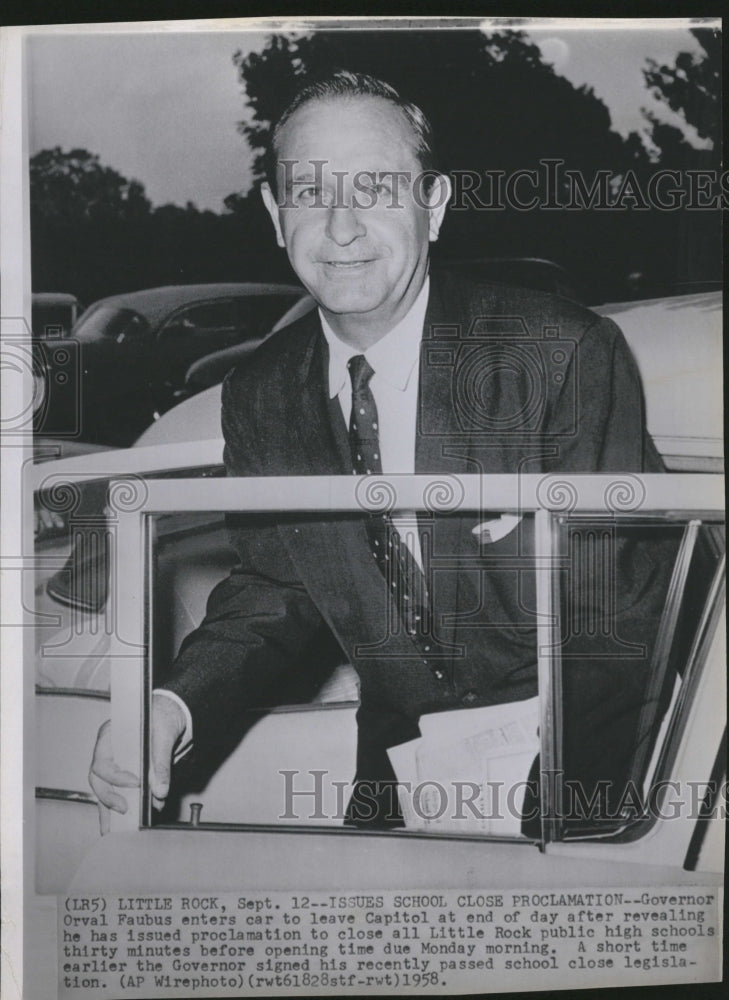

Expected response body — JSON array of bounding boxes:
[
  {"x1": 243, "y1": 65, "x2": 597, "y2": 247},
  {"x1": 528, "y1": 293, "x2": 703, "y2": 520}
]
[
  {"x1": 319, "y1": 276, "x2": 429, "y2": 568},
  {"x1": 161, "y1": 277, "x2": 431, "y2": 756}
]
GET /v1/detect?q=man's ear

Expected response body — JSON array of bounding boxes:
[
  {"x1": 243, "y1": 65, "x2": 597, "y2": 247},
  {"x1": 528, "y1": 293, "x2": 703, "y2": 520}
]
[
  {"x1": 261, "y1": 181, "x2": 286, "y2": 248},
  {"x1": 426, "y1": 173, "x2": 452, "y2": 243}
]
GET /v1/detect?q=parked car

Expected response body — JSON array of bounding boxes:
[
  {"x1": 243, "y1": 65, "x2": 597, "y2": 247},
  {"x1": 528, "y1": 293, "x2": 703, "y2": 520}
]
[
  {"x1": 31, "y1": 293, "x2": 86, "y2": 441},
  {"x1": 31, "y1": 291, "x2": 84, "y2": 339},
  {"x1": 37, "y1": 282, "x2": 307, "y2": 446},
  {"x1": 31, "y1": 292, "x2": 723, "y2": 912},
  {"x1": 181, "y1": 292, "x2": 317, "y2": 394}
]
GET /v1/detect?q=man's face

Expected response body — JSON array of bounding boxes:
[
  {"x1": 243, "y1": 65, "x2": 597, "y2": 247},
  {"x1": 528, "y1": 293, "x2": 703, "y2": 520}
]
[{"x1": 262, "y1": 96, "x2": 448, "y2": 339}]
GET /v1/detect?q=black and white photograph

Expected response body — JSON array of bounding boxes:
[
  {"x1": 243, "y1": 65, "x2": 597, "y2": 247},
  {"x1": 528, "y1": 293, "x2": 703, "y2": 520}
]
[{"x1": 1, "y1": 14, "x2": 724, "y2": 999}]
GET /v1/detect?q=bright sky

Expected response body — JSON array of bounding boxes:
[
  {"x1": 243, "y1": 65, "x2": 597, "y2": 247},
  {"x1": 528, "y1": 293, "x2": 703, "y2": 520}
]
[{"x1": 27, "y1": 21, "x2": 711, "y2": 212}]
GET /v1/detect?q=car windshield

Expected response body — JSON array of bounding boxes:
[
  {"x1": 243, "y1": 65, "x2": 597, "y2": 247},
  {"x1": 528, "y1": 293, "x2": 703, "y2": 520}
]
[{"x1": 73, "y1": 304, "x2": 149, "y2": 342}]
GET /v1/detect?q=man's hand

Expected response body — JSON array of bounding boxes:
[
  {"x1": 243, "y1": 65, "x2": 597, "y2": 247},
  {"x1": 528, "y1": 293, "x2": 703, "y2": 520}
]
[
  {"x1": 148, "y1": 692, "x2": 187, "y2": 810},
  {"x1": 88, "y1": 693, "x2": 186, "y2": 834},
  {"x1": 34, "y1": 506, "x2": 65, "y2": 539}
]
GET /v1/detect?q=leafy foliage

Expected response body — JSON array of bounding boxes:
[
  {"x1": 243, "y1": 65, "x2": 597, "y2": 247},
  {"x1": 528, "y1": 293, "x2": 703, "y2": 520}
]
[
  {"x1": 640, "y1": 27, "x2": 721, "y2": 291},
  {"x1": 30, "y1": 147, "x2": 151, "y2": 222},
  {"x1": 29, "y1": 150, "x2": 296, "y2": 304},
  {"x1": 235, "y1": 30, "x2": 648, "y2": 186},
  {"x1": 643, "y1": 28, "x2": 720, "y2": 146}
]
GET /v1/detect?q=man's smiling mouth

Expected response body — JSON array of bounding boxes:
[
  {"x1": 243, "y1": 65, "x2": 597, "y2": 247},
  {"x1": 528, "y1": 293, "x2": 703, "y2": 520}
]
[{"x1": 320, "y1": 259, "x2": 376, "y2": 268}]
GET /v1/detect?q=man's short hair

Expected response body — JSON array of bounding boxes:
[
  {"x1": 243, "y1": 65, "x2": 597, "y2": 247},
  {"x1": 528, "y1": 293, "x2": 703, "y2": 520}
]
[{"x1": 265, "y1": 69, "x2": 439, "y2": 194}]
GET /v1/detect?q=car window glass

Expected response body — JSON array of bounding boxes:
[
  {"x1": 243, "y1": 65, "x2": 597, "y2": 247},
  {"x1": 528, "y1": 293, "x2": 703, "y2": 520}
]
[
  {"x1": 146, "y1": 509, "x2": 539, "y2": 839},
  {"x1": 142, "y1": 505, "x2": 724, "y2": 843},
  {"x1": 553, "y1": 515, "x2": 725, "y2": 842},
  {"x1": 73, "y1": 305, "x2": 149, "y2": 343},
  {"x1": 158, "y1": 300, "x2": 237, "y2": 341}
]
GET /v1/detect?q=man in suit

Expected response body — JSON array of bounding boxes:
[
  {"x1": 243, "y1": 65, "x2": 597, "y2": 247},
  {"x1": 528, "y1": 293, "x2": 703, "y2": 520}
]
[{"x1": 91, "y1": 71, "x2": 672, "y2": 831}]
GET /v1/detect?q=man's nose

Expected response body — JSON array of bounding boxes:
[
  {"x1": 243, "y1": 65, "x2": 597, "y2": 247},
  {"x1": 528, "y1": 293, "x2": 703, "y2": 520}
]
[{"x1": 325, "y1": 204, "x2": 366, "y2": 245}]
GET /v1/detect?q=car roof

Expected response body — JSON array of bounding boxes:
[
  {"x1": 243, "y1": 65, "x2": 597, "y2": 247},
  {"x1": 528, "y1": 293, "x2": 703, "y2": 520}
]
[
  {"x1": 83, "y1": 283, "x2": 306, "y2": 327},
  {"x1": 32, "y1": 292, "x2": 81, "y2": 306}
]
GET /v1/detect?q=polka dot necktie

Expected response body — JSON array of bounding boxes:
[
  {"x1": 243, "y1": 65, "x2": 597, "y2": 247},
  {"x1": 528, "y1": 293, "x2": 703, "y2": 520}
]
[{"x1": 347, "y1": 354, "x2": 429, "y2": 634}]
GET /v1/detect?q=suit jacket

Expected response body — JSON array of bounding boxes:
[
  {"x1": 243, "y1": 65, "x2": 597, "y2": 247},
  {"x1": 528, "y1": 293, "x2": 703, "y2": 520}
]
[{"x1": 164, "y1": 269, "x2": 672, "y2": 804}]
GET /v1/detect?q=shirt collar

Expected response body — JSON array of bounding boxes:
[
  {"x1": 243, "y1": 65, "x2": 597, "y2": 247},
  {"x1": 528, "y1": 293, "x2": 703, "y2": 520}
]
[{"x1": 319, "y1": 276, "x2": 430, "y2": 398}]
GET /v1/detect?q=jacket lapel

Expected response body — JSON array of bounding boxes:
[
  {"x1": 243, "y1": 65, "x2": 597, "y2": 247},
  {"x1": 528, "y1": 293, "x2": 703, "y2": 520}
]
[
  {"x1": 415, "y1": 273, "x2": 469, "y2": 474},
  {"x1": 285, "y1": 312, "x2": 351, "y2": 476},
  {"x1": 277, "y1": 313, "x2": 394, "y2": 650}
]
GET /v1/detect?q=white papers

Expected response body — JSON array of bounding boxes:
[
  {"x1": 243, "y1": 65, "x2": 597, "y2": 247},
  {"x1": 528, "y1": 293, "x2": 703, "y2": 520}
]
[
  {"x1": 388, "y1": 696, "x2": 539, "y2": 837},
  {"x1": 471, "y1": 514, "x2": 523, "y2": 544}
]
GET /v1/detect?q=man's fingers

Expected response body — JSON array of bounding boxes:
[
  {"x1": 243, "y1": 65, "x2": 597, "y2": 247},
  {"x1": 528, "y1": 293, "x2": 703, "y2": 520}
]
[
  {"x1": 149, "y1": 729, "x2": 173, "y2": 806},
  {"x1": 34, "y1": 507, "x2": 65, "y2": 538},
  {"x1": 149, "y1": 693, "x2": 186, "y2": 810},
  {"x1": 149, "y1": 734, "x2": 174, "y2": 807},
  {"x1": 90, "y1": 719, "x2": 140, "y2": 785},
  {"x1": 90, "y1": 760, "x2": 140, "y2": 787},
  {"x1": 97, "y1": 802, "x2": 111, "y2": 837},
  {"x1": 149, "y1": 767, "x2": 170, "y2": 809},
  {"x1": 89, "y1": 699, "x2": 186, "y2": 817},
  {"x1": 89, "y1": 770, "x2": 131, "y2": 815},
  {"x1": 89, "y1": 719, "x2": 140, "y2": 826}
]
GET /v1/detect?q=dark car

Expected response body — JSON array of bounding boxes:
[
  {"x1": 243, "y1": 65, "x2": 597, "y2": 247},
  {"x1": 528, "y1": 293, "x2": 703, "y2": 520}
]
[
  {"x1": 182, "y1": 293, "x2": 317, "y2": 394},
  {"x1": 31, "y1": 292, "x2": 85, "y2": 339},
  {"x1": 37, "y1": 282, "x2": 306, "y2": 446}
]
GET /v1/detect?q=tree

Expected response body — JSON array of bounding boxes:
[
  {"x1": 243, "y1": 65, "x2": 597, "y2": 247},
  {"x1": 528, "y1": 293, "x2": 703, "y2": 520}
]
[
  {"x1": 30, "y1": 147, "x2": 151, "y2": 223},
  {"x1": 643, "y1": 28, "x2": 720, "y2": 148},
  {"x1": 235, "y1": 29, "x2": 647, "y2": 186},
  {"x1": 30, "y1": 146, "x2": 297, "y2": 303},
  {"x1": 640, "y1": 28, "x2": 722, "y2": 291}
]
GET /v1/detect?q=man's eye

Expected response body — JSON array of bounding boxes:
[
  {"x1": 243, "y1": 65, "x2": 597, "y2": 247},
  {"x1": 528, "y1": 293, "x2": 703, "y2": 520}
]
[
  {"x1": 362, "y1": 182, "x2": 391, "y2": 200},
  {"x1": 294, "y1": 186, "x2": 329, "y2": 207}
]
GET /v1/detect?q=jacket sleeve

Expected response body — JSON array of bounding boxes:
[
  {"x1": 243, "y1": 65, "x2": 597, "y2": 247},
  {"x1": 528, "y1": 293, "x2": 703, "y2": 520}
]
[{"x1": 161, "y1": 370, "x2": 334, "y2": 752}]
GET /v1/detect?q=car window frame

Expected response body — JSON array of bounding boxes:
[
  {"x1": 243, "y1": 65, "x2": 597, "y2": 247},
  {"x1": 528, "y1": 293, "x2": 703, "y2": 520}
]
[
  {"x1": 155, "y1": 296, "x2": 240, "y2": 345},
  {"x1": 155, "y1": 293, "x2": 302, "y2": 348},
  {"x1": 83, "y1": 472, "x2": 723, "y2": 852},
  {"x1": 541, "y1": 510, "x2": 725, "y2": 847}
]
